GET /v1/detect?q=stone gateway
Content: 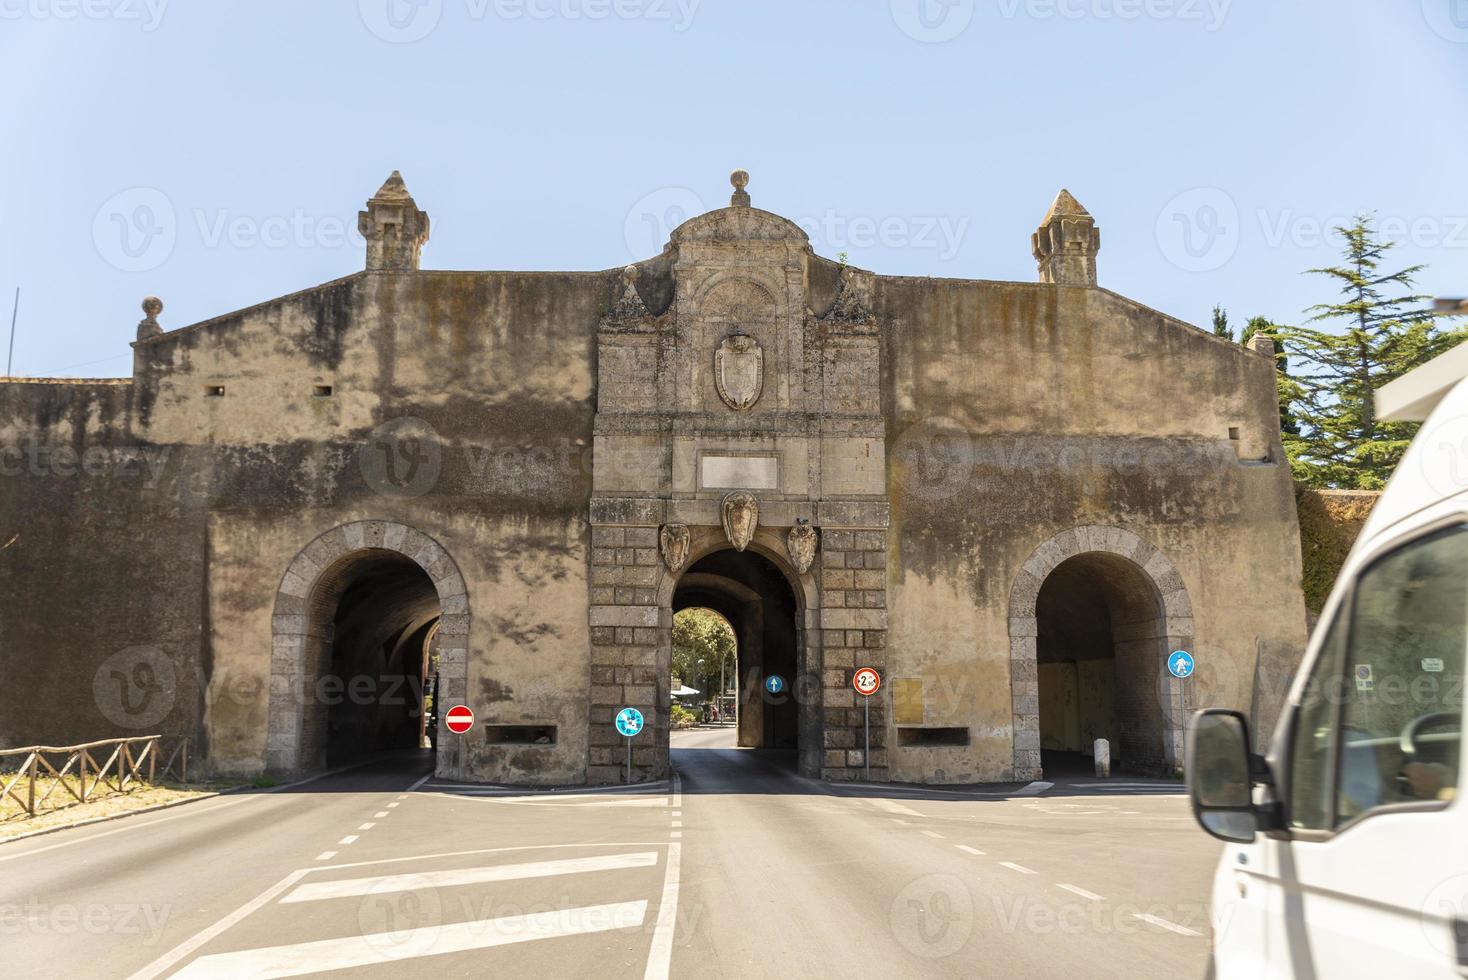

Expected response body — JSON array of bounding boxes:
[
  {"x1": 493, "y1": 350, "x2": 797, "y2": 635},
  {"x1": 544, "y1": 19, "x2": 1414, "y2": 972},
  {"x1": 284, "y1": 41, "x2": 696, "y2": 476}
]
[{"x1": 0, "y1": 170, "x2": 1308, "y2": 785}]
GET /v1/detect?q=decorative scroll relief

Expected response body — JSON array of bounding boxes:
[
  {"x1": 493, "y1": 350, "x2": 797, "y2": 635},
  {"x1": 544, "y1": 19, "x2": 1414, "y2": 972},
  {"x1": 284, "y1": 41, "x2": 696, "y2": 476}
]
[
  {"x1": 660, "y1": 524, "x2": 691, "y2": 573},
  {"x1": 721, "y1": 492, "x2": 759, "y2": 552},
  {"x1": 700, "y1": 455, "x2": 778, "y2": 491},
  {"x1": 715, "y1": 334, "x2": 763, "y2": 411},
  {"x1": 786, "y1": 520, "x2": 819, "y2": 575}
]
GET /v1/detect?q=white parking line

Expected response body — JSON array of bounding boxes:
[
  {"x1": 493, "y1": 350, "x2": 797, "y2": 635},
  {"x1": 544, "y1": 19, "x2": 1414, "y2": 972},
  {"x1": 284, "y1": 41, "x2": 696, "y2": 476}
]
[
  {"x1": 1131, "y1": 913, "x2": 1202, "y2": 937},
  {"x1": 313, "y1": 851, "x2": 337, "y2": 862},
  {"x1": 1058, "y1": 884, "x2": 1104, "y2": 901},
  {"x1": 169, "y1": 902, "x2": 649, "y2": 978},
  {"x1": 338, "y1": 835, "x2": 359, "y2": 845},
  {"x1": 999, "y1": 862, "x2": 1037, "y2": 874},
  {"x1": 955, "y1": 845, "x2": 986, "y2": 856},
  {"x1": 644, "y1": 842, "x2": 681, "y2": 980},
  {"x1": 282, "y1": 852, "x2": 659, "y2": 904}
]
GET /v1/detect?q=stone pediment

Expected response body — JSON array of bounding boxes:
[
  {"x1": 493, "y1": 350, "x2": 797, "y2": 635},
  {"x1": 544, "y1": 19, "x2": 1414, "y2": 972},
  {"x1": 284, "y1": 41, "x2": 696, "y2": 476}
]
[{"x1": 671, "y1": 207, "x2": 810, "y2": 247}]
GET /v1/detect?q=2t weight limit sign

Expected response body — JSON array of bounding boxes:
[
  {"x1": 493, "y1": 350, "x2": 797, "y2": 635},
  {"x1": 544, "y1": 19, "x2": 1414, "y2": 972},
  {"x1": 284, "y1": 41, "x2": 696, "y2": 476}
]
[{"x1": 853, "y1": 667, "x2": 881, "y2": 697}]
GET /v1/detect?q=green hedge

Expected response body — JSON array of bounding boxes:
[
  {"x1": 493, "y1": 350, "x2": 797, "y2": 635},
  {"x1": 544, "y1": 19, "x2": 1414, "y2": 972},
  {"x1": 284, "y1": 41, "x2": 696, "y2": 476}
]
[{"x1": 1296, "y1": 486, "x2": 1380, "y2": 614}]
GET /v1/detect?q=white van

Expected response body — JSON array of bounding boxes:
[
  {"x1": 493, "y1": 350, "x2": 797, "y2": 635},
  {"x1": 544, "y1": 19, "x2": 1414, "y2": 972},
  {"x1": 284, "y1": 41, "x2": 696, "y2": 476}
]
[{"x1": 1188, "y1": 344, "x2": 1468, "y2": 978}]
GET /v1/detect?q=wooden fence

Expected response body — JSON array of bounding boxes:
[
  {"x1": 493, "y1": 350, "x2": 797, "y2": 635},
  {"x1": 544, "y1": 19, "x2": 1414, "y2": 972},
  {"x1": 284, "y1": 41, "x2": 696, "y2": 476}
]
[{"x1": 0, "y1": 736, "x2": 189, "y2": 818}]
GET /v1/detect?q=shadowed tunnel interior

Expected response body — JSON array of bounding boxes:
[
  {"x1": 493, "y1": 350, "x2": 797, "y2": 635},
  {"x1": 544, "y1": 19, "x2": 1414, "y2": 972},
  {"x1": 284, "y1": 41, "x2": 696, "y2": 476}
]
[
  {"x1": 310, "y1": 550, "x2": 441, "y2": 767},
  {"x1": 1036, "y1": 552, "x2": 1167, "y2": 774},
  {"x1": 673, "y1": 548, "x2": 801, "y2": 754}
]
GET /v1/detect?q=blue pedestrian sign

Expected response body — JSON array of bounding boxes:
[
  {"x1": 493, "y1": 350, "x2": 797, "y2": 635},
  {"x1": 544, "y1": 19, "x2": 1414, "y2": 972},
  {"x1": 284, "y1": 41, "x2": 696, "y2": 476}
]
[
  {"x1": 1168, "y1": 650, "x2": 1195, "y2": 679},
  {"x1": 615, "y1": 707, "x2": 644, "y2": 737},
  {"x1": 764, "y1": 675, "x2": 786, "y2": 695}
]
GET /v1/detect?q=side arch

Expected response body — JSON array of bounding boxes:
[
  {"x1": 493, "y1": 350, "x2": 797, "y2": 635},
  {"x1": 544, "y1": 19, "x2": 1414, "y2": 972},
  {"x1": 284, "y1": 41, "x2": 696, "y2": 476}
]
[
  {"x1": 267, "y1": 520, "x2": 471, "y2": 777},
  {"x1": 1006, "y1": 526, "x2": 1194, "y2": 779}
]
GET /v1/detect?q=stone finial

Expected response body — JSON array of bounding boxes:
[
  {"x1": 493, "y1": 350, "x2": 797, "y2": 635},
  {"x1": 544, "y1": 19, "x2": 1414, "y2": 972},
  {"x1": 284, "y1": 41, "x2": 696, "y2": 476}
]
[
  {"x1": 730, "y1": 169, "x2": 751, "y2": 208},
  {"x1": 358, "y1": 171, "x2": 430, "y2": 272},
  {"x1": 1246, "y1": 331, "x2": 1276, "y2": 358},
  {"x1": 137, "y1": 296, "x2": 163, "y2": 340},
  {"x1": 608, "y1": 264, "x2": 650, "y2": 321},
  {"x1": 1032, "y1": 188, "x2": 1100, "y2": 287}
]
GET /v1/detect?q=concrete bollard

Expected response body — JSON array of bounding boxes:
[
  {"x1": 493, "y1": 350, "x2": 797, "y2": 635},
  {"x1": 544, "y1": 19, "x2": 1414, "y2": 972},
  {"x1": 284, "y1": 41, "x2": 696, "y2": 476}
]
[{"x1": 1094, "y1": 738, "x2": 1111, "y2": 778}]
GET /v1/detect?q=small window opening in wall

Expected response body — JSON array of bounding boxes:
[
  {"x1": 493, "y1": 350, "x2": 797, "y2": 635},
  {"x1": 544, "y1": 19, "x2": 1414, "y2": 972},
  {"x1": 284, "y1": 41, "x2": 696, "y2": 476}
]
[
  {"x1": 313, "y1": 385, "x2": 333, "y2": 397},
  {"x1": 483, "y1": 725, "x2": 557, "y2": 746},
  {"x1": 1228, "y1": 426, "x2": 1241, "y2": 441},
  {"x1": 897, "y1": 727, "x2": 970, "y2": 747},
  {"x1": 204, "y1": 385, "x2": 225, "y2": 398}
]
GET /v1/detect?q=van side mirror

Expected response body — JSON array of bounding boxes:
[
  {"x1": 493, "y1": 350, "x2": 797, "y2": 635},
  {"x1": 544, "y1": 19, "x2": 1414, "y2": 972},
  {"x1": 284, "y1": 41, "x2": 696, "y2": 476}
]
[{"x1": 1186, "y1": 709, "x2": 1264, "y2": 843}]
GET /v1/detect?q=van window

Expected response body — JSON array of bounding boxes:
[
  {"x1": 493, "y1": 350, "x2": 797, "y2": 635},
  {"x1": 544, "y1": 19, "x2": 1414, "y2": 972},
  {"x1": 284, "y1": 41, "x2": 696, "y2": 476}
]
[
  {"x1": 1335, "y1": 526, "x2": 1466, "y2": 825},
  {"x1": 1288, "y1": 618, "x2": 1345, "y2": 830}
]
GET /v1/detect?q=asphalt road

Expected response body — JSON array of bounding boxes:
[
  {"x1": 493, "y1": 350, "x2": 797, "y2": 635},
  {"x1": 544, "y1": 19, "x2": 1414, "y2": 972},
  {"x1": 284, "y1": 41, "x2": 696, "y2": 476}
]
[{"x1": 0, "y1": 730, "x2": 1221, "y2": 978}]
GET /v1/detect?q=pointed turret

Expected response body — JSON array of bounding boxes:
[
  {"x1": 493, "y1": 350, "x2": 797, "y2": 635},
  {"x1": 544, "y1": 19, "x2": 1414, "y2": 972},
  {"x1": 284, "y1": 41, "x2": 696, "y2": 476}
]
[
  {"x1": 1032, "y1": 188, "x2": 1100, "y2": 287},
  {"x1": 358, "y1": 171, "x2": 430, "y2": 272}
]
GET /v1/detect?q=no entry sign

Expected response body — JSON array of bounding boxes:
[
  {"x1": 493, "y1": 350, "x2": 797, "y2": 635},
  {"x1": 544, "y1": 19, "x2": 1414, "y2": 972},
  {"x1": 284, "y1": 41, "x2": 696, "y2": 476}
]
[
  {"x1": 853, "y1": 667, "x2": 881, "y2": 697},
  {"x1": 445, "y1": 705, "x2": 475, "y2": 735}
]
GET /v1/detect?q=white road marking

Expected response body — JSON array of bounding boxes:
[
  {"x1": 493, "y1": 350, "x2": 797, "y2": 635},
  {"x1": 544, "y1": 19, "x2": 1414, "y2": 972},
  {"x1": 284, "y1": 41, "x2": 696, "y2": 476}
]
[
  {"x1": 955, "y1": 845, "x2": 986, "y2": 856},
  {"x1": 386, "y1": 802, "x2": 400, "y2": 809},
  {"x1": 0, "y1": 796, "x2": 253, "y2": 865},
  {"x1": 358, "y1": 822, "x2": 376, "y2": 830},
  {"x1": 125, "y1": 870, "x2": 310, "y2": 980},
  {"x1": 404, "y1": 772, "x2": 433, "y2": 794},
  {"x1": 313, "y1": 851, "x2": 337, "y2": 862},
  {"x1": 1058, "y1": 884, "x2": 1104, "y2": 901},
  {"x1": 1017, "y1": 781, "x2": 1055, "y2": 796},
  {"x1": 920, "y1": 830, "x2": 945, "y2": 839},
  {"x1": 644, "y1": 842, "x2": 681, "y2": 980},
  {"x1": 373, "y1": 811, "x2": 388, "y2": 818},
  {"x1": 871, "y1": 799, "x2": 924, "y2": 817},
  {"x1": 671, "y1": 820, "x2": 682, "y2": 828},
  {"x1": 170, "y1": 901, "x2": 649, "y2": 978},
  {"x1": 670, "y1": 831, "x2": 682, "y2": 839},
  {"x1": 890, "y1": 819, "x2": 910, "y2": 826},
  {"x1": 338, "y1": 835, "x2": 359, "y2": 845},
  {"x1": 282, "y1": 852, "x2": 659, "y2": 904},
  {"x1": 1131, "y1": 913, "x2": 1202, "y2": 937},
  {"x1": 671, "y1": 771, "x2": 683, "y2": 810},
  {"x1": 1000, "y1": 862, "x2": 1037, "y2": 874}
]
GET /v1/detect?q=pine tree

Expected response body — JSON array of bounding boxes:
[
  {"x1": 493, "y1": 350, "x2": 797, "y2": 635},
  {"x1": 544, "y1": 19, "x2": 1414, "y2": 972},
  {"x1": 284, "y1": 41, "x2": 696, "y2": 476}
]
[
  {"x1": 1211, "y1": 304, "x2": 1233, "y2": 341},
  {"x1": 1240, "y1": 316, "x2": 1300, "y2": 438},
  {"x1": 1283, "y1": 215, "x2": 1464, "y2": 489}
]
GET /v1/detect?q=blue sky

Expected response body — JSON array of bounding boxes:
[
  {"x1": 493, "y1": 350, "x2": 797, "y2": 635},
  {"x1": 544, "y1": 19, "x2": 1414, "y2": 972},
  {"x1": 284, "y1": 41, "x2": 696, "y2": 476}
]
[{"x1": 2, "y1": 0, "x2": 1466, "y2": 377}]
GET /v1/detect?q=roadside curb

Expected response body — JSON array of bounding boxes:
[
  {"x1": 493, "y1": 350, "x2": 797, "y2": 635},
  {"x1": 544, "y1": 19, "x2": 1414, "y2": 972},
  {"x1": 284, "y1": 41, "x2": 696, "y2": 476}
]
[{"x1": 0, "y1": 753, "x2": 417, "y2": 846}]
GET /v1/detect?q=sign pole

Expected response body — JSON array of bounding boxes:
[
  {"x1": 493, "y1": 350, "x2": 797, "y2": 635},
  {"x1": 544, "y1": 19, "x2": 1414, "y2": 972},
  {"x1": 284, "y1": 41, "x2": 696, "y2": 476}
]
[
  {"x1": 625, "y1": 734, "x2": 632, "y2": 785},
  {"x1": 864, "y1": 695, "x2": 870, "y2": 781}
]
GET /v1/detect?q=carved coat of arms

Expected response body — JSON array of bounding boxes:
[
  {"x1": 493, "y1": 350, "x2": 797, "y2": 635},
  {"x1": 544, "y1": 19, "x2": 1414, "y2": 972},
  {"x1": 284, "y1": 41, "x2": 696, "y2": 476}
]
[
  {"x1": 721, "y1": 491, "x2": 759, "y2": 552},
  {"x1": 714, "y1": 334, "x2": 763, "y2": 411},
  {"x1": 786, "y1": 519, "x2": 819, "y2": 575},
  {"x1": 659, "y1": 524, "x2": 691, "y2": 573}
]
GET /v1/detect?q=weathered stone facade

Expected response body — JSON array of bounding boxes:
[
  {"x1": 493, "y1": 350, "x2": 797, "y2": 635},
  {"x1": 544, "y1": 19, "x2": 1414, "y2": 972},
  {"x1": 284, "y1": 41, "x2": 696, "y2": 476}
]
[{"x1": 0, "y1": 171, "x2": 1309, "y2": 785}]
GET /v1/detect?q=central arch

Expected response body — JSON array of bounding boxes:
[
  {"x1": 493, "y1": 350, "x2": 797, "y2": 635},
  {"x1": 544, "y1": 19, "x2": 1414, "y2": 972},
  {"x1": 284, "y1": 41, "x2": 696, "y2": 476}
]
[{"x1": 267, "y1": 521, "x2": 471, "y2": 778}]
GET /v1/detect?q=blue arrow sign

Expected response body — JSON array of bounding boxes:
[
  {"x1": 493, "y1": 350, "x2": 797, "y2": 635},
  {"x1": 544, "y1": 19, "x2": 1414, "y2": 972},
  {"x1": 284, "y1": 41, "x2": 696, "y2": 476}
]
[
  {"x1": 615, "y1": 707, "x2": 645, "y2": 737},
  {"x1": 764, "y1": 675, "x2": 786, "y2": 695},
  {"x1": 1168, "y1": 650, "x2": 1195, "y2": 679}
]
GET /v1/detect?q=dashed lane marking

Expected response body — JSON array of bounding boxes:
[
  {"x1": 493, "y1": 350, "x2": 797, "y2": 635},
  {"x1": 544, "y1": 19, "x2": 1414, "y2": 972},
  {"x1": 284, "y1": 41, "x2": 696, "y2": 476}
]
[
  {"x1": 280, "y1": 852, "x2": 659, "y2": 904},
  {"x1": 955, "y1": 845, "x2": 986, "y2": 856},
  {"x1": 357, "y1": 822, "x2": 376, "y2": 830},
  {"x1": 920, "y1": 830, "x2": 945, "y2": 839},
  {"x1": 313, "y1": 851, "x2": 337, "y2": 862},
  {"x1": 999, "y1": 862, "x2": 1037, "y2": 874},
  {"x1": 373, "y1": 811, "x2": 388, "y2": 818},
  {"x1": 870, "y1": 799, "x2": 925, "y2": 817},
  {"x1": 1058, "y1": 884, "x2": 1105, "y2": 901},
  {"x1": 337, "y1": 835, "x2": 358, "y2": 845},
  {"x1": 1131, "y1": 913, "x2": 1202, "y2": 937}
]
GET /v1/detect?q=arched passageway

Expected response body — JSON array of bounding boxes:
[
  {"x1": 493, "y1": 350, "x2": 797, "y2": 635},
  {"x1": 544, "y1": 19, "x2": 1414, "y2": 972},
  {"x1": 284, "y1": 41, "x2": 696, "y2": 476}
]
[
  {"x1": 1035, "y1": 552, "x2": 1167, "y2": 774},
  {"x1": 673, "y1": 548, "x2": 804, "y2": 757}
]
